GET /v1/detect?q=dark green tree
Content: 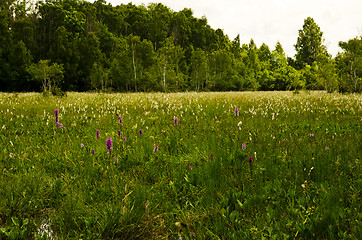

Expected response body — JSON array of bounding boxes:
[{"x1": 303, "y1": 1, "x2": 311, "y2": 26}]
[
  {"x1": 243, "y1": 39, "x2": 261, "y2": 90},
  {"x1": 301, "y1": 64, "x2": 318, "y2": 90},
  {"x1": 8, "y1": 40, "x2": 33, "y2": 91},
  {"x1": 170, "y1": 9, "x2": 192, "y2": 48},
  {"x1": 157, "y1": 37, "x2": 185, "y2": 91},
  {"x1": 314, "y1": 54, "x2": 338, "y2": 92},
  {"x1": 336, "y1": 37, "x2": 361, "y2": 92},
  {"x1": 191, "y1": 16, "x2": 208, "y2": 50},
  {"x1": 5, "y1": 0, "x2": 355, "y2": 93},
  {"x1": 190, "y1": 48, "x2": 208, "y2": 91},
  {"x1": 256, "y1": 43, "x2": 271, "y2": 90},
  {"x1": 231, "y1": 34, "x2": 241, "y2": 57},
  {"x1": 127, "y1": 34, "x2": 155, "y2": 91},
  {"x1": 124, "y1": 3, "x2": 150, "y2": 40},
  {"x1": 271, "y1": 41, "x2": 287, "y2": 69},
  {"x1": 295, "y1": 17, "x2": 328, "y2": 68},
  {"x1": 148, "y1": 3, "x2": 171, "y2": 51},
  {"x1": 268, "y1": 42, "x2": 290, "y2": 90},
  {"x1": 258, "y1": 43, "x2": 272, "y2": 62},
  {"x1": 208, "y1": 49, "x2": 239, "y2": 90},
  {"x1": 109, "y1": 37, "x2": 133, "y2": 91},
  {"x1": 79, "y1": 32, "x2": 102, "y2": 90},
  {"x1": 90, "y1": 61, "x2": 108, "y2": 91},
  {"x1": 0, "y1": 0, "x2": 15, "y2": 91},
  {"x1": 273, "y1": 65, "x2": 303, "y2": 90},
  {"x1": 11, "y1": 1, "x2": 35, "y2": 52}
]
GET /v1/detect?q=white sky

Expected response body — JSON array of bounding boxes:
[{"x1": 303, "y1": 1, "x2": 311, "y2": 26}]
[{"x1": 95, "y1": 0, "x2": 362, "y2": 57}]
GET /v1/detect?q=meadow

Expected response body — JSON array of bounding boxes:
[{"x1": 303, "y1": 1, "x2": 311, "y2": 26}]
[{"x1": 0, "y1": 91, "x2": 360, "y2": 239}]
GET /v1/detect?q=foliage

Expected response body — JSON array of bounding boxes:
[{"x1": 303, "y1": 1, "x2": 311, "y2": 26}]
[
  {"x1": 0, "y1": 91, "x2": 360, "y2": 238},
  {"x1": 0, "y1": 1, "x2": 360, "y2": 93},
  {"x1": 335, "y1": 37, "x2": 362, "y2": 93},
  {"x1": 294, "y1": 17, "x2": 328, "y2": 68},
  {"x1": 314, "y1": 54, "x2": 339, "y2": 93},
  {"x1": 28, "y1": 59, "x2": 64, "y2": 96}
]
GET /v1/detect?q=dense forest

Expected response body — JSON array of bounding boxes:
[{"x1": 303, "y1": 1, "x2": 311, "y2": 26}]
[{"x1": 0, "y1": 0, "x2": 361, "y2": 93}]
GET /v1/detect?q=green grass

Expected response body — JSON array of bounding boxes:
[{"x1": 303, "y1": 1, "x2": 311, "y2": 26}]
[{"x1": 0, "y1": 91, "x2": 361, "y2": 239}]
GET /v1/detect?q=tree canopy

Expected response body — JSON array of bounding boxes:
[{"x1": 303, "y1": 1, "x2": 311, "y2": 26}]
[
  {"x1": 0, "y1": 0, "x2": 360, "y2": 93},
  {"x1": 295, "y1": 17, "x2": 328, "y2": 68}
]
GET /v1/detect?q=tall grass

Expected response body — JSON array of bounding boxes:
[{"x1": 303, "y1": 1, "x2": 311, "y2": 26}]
[{"x1": 0, "y1": 91, "x2": 360, "y2": 239}]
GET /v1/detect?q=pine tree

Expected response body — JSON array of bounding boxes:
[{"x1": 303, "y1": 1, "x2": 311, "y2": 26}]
[{"x1": 294, "y1": 17, "x2": 328, "y2": 68}]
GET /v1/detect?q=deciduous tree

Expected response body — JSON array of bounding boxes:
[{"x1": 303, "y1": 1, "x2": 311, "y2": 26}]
[
  {"x1": 28, "y1": 59, "x2": 64, "y2": 94},
  {"x1": 336, "y1": 37, "x2": 362, "y2": 92}
]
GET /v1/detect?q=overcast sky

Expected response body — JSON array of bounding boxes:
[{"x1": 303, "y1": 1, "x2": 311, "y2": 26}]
[{"x1": 97, "y1": 0, "x2": 361, "y2": 57}]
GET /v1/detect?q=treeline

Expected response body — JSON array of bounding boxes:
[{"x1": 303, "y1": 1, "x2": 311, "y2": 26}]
[{"x1": 0, "y1": 0, "x2": 361, "y2": 93}]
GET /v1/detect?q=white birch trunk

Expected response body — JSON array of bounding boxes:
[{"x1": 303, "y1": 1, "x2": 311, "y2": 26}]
[{"x1": 131, "y1": 41, "x2": 137, "y2": 92}]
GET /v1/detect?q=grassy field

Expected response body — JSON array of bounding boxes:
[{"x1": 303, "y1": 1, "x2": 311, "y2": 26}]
[{"x1": 0, "y1": 91, "x2": 361, "y2": 239}]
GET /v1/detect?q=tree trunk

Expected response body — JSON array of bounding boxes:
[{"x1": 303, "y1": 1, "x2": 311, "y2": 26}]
[
  {"x1": 131, "y1": 41, "x2": 137, "y2": 92},
  {"x1": 163, "y1": 60, "x2": 167, "y2": 92}
]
